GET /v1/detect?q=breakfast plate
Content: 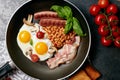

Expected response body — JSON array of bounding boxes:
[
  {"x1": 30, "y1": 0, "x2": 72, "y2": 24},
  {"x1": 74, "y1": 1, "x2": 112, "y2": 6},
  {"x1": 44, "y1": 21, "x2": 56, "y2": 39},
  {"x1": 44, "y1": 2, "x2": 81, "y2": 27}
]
[{"x1": 0, "y1": 0, "x2": 91, "y2": 80}]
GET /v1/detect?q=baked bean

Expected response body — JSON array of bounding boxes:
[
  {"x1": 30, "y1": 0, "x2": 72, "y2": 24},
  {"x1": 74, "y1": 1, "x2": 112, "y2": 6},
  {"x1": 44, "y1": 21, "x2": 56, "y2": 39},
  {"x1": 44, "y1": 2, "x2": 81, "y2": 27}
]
[{"x1": 43, "y1": 26, "x2": 76, "y2": 48}]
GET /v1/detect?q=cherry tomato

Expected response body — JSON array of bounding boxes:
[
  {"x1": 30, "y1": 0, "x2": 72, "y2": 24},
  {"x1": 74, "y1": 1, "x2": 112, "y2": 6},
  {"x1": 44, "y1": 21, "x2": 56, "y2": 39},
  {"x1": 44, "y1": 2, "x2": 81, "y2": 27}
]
[
  {"x1": 112, "y1": 26, "x2": 120, "y2": 38},
  {"x1": 98, "y1": 0, "x2": 109, "y2": 8},
  {"x1": 89, "y1": 4, "x2": 101, "y2": 16},
  {"x1": 36, "y1": 31, "x2": 44, "y2": 39},
  {"x1": 30, "y1": 54, "x2": 39, "y2": 62},
  {"x1": 101, "y1": 36, "x2": 112, "y2": 46},
  {"x1": 114, "y1": 36, "x2": 120, "y2": 48},
  {"x1": 95, "y1": 14, "x2": 107, "y2": 25},
  {"x1": 98, "y1": 24, "x2": 109, "y2": 36},
  {"x1": 108, "y1": 15, "x2": 119, "y2": 26},
  {"x1": 5, "y1": 77, "x2": 11, "y2": 80},
  {"x1": 106, "y1": 4, "x2": 118, "y2": 15}
]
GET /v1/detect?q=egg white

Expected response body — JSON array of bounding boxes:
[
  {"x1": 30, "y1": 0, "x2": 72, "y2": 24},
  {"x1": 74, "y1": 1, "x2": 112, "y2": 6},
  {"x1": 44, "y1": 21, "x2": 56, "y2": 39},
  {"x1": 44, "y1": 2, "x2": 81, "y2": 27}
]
[
  {"x1": 17, "y1": 24, "x2": 33, "y2": 56},
  {"x1": 32, "y1": 35, "x2": 53, "y2": 61},
  {"x1": 17, "y1": 23, "x2": 54, "y2": 61}
]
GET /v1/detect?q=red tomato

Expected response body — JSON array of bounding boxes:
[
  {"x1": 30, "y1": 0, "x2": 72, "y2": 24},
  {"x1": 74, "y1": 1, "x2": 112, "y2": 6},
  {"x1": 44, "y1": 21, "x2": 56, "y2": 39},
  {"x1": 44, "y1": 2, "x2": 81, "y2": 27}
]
[
  {"x1": 98, "y1": 0, "x2": 109, "y2": 8},
  {"x1": 106, "y1": 4, "x2": 118, "y2": 15},
  {"x1": 5, "y1": 77, "x2": 11, "y2": 80},
  {"x1": 112, "y1": 26, "x2": 120, "y2": 38},
  {"x1": 30, "y1": 54, "x2": 39, "y2": 62},
  {"x1": 89, "y1": 4, "x2": 101, "y2": 16},
  {"x1": 36, "y1": 31, "x2": 44, "y2": 39},
  {"x1": 95, "y1": 14, "x2": 107, "y2": 25},
  {"x1": 108, "y1": 15, "x2": 119, "y2": 26},
  {"x1": 114, "y1": 36, "x2": 120, "y2": 48},
  {"x1": 98, "y1": 24, "x2": 109, "y2": 36},
  {"x1": 101, "y1": 36, "x2": 112, "y2": 46}
]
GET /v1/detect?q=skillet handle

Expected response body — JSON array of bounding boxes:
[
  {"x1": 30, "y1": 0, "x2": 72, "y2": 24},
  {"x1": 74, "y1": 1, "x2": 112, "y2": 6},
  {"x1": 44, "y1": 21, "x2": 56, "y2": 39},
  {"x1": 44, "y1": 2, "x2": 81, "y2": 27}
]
[{"x1": 0, "y1": 62, "x2": 14, "y2": 78}]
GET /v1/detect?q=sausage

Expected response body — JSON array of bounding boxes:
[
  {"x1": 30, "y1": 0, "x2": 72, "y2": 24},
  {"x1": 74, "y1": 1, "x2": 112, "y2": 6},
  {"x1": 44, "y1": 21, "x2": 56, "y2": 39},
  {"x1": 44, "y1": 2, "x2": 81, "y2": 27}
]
[
  {"x1": 39, "y1": 18, "x2": 66, "y2": 27},
  {"x1": 34, "y1": 11, "x2": 60, "y2": 20}
]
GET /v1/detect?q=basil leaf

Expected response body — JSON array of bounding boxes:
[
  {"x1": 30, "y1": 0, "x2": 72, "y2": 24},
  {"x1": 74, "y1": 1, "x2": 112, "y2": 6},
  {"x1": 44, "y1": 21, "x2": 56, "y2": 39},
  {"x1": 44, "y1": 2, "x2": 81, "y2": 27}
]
[
  {"x1": 73, "y1": 17, "x2": 86, "y2": 36},
  {"x1": 30, "y1": 39, "x2": 33, "y2": 46},
  {"x1": 51, "y1": 5, "x2": 86, "y2": 36},
  {"x1": 50, "y1": 5, "x2": 65, "y2": 18},
  {"x1": 63, "y1": 6, "x2": 72, "y2": 19},
  {"x1": 50, "y1": 5, "x2": 61, "y2": 11},
  {"x1": 64, "y1": 18, "x2": 73, "y2": 34}
]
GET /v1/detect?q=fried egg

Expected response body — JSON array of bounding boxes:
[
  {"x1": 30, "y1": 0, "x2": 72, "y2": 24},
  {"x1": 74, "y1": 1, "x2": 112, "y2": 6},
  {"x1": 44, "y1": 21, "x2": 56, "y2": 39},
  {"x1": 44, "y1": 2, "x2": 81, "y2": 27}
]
[
  {"x1": 32, "y1": 36, "x2": 53, "y2": 61},
  {"x1": 17, "y1": 23, "x2": 54, "y2": 61}
]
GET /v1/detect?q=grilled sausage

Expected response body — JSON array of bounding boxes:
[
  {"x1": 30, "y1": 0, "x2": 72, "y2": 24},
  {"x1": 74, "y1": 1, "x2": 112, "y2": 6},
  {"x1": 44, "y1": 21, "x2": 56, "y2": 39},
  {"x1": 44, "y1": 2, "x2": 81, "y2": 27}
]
[
  {"x1": 34, "y1": 11, "x2": 60, "y2": 20},
  {"x1": 39, "y1": 18, "x2": 66, "y2": 27}
]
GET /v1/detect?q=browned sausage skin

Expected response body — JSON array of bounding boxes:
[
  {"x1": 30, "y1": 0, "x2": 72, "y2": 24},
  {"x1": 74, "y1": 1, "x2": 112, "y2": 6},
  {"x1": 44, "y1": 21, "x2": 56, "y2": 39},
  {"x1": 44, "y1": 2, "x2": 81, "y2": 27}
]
[
  {"x1": 34, "y1": 11, "x2": 60, "y2": 20},
  {"x1": 39, "y1": 18, "x2": 66, "y2": 27},
  {"x1": 34, "y1": 11, "x2": 66, "y2": 27}
]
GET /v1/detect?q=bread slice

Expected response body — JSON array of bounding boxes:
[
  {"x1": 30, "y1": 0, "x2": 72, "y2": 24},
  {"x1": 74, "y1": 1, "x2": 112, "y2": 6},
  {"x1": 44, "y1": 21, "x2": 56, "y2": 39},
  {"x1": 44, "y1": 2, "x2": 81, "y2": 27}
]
[
  {"x1": 69, "y1": 70, "x2": 91, "y2": 80},
  {"x1": 84, "y1": 64, "x2": 101, "y2": 80}
]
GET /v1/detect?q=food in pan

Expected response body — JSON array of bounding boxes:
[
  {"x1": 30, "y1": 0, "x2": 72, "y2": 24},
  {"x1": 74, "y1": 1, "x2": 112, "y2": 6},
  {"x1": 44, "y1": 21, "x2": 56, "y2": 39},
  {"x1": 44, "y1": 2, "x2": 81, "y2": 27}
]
[
  {"x1": 46, "y1": 36, "x2": 80, "y2": 69},
  {"x1": 17, "y1": 5, "x2": 86, "y2": 69},
  {"x1": 17, "y1": 15, "x2": 56, "y2": 62}
]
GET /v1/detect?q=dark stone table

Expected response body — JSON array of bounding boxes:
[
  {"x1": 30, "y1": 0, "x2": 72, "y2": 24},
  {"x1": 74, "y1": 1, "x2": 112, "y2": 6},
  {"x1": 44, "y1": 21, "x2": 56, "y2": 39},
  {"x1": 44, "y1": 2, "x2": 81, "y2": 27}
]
[
  {"x1": 72, "y1": 0, "x2": 120, "y2": 80},
  {"x1": 0, "y1": 0, "x2": 120, "y2": 80}
]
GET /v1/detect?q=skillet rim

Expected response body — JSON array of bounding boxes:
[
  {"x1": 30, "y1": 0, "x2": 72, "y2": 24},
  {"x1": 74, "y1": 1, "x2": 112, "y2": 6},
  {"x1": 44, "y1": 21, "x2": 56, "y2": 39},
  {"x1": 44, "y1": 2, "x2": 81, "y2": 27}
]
[{"x1": 5, "y1": 0, "x2": 91, "y2": 79}]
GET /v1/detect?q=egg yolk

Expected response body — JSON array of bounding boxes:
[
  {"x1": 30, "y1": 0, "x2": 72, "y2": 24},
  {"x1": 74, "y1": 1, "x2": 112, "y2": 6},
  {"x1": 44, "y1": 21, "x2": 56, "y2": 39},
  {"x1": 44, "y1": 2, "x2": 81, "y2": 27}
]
[
  {"x1": 19, "y1": 30, "x2": 31, "y2": 43},
  {"x1": 35, "y1": 42, "x2": 48, "y2": 55}
]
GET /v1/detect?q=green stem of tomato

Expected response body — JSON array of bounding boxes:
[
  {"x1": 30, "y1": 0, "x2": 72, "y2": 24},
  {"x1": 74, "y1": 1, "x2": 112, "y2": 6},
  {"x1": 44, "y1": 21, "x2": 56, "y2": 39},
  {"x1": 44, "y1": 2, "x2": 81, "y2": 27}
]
[{"x1": 103, "y1": 13, "x2": 114, "y2": 40}]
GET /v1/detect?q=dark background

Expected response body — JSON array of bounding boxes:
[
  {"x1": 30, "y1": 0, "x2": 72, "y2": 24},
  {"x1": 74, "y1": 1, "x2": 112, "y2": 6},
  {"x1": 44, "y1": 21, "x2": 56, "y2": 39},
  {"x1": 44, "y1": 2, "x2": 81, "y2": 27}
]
[
  {"x1": 0, "y1": 0, "x2": 120, "y2": 80},
  {"x1": 68, "y1": 0, "x2": 120, "y2": 80}
]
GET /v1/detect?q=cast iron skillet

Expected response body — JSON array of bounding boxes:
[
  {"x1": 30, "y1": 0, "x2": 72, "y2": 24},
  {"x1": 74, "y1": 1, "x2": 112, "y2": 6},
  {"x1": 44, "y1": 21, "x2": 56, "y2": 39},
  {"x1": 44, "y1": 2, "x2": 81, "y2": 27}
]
[{"x1": 0, "y1": 0, "x2": 91, "y2": 80}]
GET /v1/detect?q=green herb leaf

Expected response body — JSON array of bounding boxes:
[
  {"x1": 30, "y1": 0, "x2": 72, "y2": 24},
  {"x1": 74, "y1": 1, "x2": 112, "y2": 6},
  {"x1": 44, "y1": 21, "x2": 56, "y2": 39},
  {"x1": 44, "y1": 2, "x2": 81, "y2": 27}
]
[
  {"x1": 73, "y1": 17, "x2": 86, "y2": 36},
  {"x1": 51, "y1": 5, "x2": 73, "y2": 19},
  {"x1": 30, "y1": 39, "x2": 33, "y2": 46},
  {"x1": 63, "y1": 6, "x2": 72, "y2": 19},
  {"x1": 51, "y1": 5, "x2": 86, "y2": 36},
  {"x1": 50, "y1": 5, "x2": 65, "y2": 18},
  {"x1": 64, "y1": 18, "x2": 73, "y2": 34}
]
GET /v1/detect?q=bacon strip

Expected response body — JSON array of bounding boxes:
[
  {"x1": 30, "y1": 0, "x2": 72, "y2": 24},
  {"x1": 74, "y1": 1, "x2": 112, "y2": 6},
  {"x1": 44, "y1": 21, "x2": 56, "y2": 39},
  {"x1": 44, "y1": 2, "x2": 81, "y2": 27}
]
[
  {"x1": 46, "y1": 44, "x2": 77, "y2": 69},
  {"x1": 46, "y1": 36, "x2": 80, "y2": 69}
]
